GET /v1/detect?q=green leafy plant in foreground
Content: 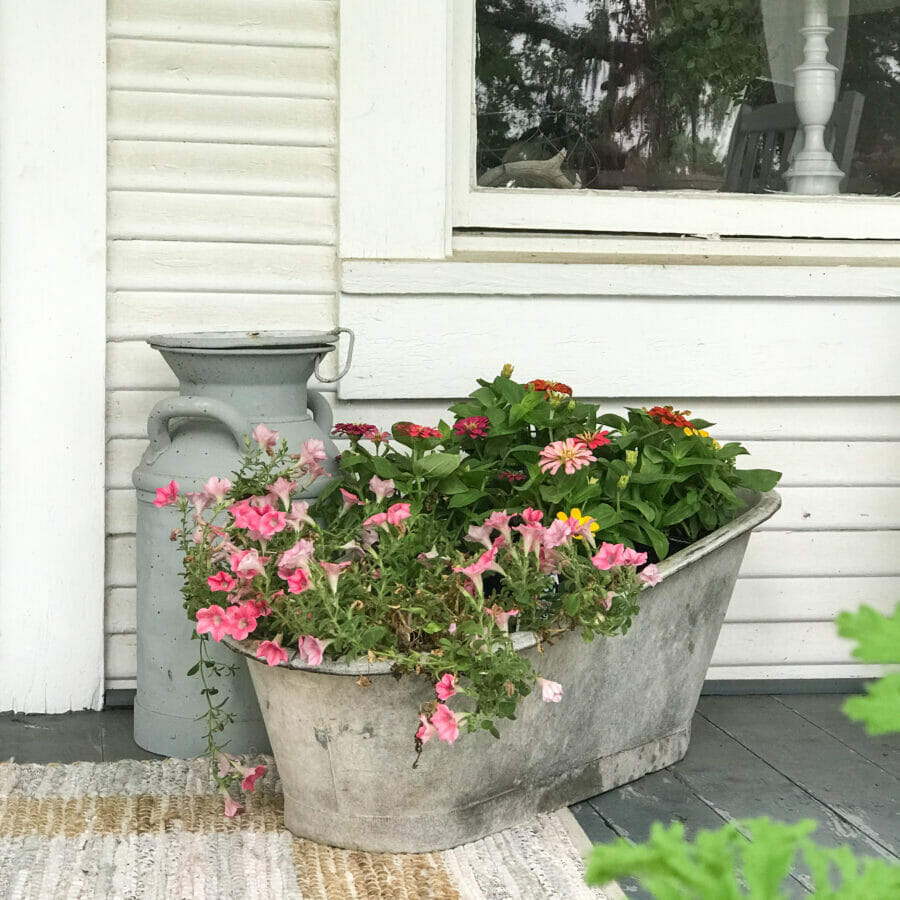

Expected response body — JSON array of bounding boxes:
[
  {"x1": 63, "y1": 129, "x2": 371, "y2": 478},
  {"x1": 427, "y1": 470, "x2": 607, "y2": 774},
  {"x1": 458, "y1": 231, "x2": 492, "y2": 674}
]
[
  {"x1": 837, "y1": 603, "x2": 900, "y2": 735},
  {"x1": 585, "y1": 818, "x2": 900, "y2": 899}
]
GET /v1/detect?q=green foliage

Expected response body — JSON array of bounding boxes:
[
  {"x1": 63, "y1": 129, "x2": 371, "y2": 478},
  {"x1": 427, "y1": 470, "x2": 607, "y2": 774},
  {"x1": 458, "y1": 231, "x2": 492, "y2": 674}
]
[
  {"x1": 837, "y1": 603, "x2": 900, "y2": 735},
  {"x1": 585, "y1": 819, "x2": 900, "y2": 898}
]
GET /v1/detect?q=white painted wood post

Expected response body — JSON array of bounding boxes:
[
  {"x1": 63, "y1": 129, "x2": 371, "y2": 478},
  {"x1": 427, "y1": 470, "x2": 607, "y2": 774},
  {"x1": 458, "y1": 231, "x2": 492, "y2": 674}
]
[
  {"x1": 785, "y1": 0, "x2": 845, "y2": 194},
  {"x1": 0, "y1": 1, "x2": 107, "y2": 712}
]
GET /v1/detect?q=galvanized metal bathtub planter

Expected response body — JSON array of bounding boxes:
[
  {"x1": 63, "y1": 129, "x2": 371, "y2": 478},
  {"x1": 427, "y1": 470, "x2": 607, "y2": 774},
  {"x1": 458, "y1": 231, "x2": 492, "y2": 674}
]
[{"x1": 225, "y1": 490, "x2": 781, "y2": 853}]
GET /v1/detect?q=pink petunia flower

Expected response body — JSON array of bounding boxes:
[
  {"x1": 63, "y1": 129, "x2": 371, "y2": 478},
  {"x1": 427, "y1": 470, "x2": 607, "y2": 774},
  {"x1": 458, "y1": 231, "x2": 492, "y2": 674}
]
[
  {"x1": 465, "y1": 522, "x2": 494, "y2": 550},
  {"x1": 224, "y1": 604, "x2": 258, "y2": 641},
  {"x1": 256, "y1": 635, "x2": 288, "y2": 667},
  {"x1": 536, "y1": 677, "x2": 563, "y2": 703},
  {"x1": 621, "y1": 547, "x2": 648, "y2": 567},
  {"x1": 285, "y1": 500, "x2": 314, "y2": 531},
  {"x1": 453, "y1": 543, "x2": 506, "y2": 595},
  {"x1": 515, "y1": 523, "x2": 546, "y2": 555},
  {"x1": 538, "y1": 439, "x2": 596, "y2": 476},
  {"x1": 266, "y1": 477, "x2": 297, "y2": 510},
  {"x1": 277, "y1": 539, "x2": 316, "y2": 578},
  {"x1": 339, "y1": 488, "x2": 363, "y2": 515},
  {"x1": 431, "y1": 704, "x2": 461, "y2": 743},
  {"x1": 252, "y1": 423, "x2": 279, "y2": 453},
  {"x1": 243, "y1": 506, "x2": 287, "y2": 541},
  {"x1": 207, "y1": 571, "x2": 237, "y2": 593},
  {"x1": 520, "y1": 507, "x2": 544, "y2": 526},
  {"x1": 221, "y1": 790, "x2": 244, "y2": 818},
  {"x1": 203, "y1": 476, "x2": 232, "y2": 503},
  {"x1": 639, "y1": 564, "x2": 662, "y2": 587},
  {"x1": 435, "y1": 673, "x2": 458, "y2": 701},
  {"x1": 229, "y1": 549, "x2": 267, "y2": 581},
  {"x1": 320, "y1": 560, "x2": 351, "y2": 594},
  {"x1": 483, "y1": 510, "x2": 513, "y2": 543},
  {"x1": 368, "y1": 475, "x2": 395, "y2": 503},
  {"x1": 185, "y1": 491, "x2": 212, "y2": 516},
  {"x1": 153, "y1": 480, "x2": 179, "y2": 508},
  {"x1": 416, "y1": 713, "x2": 438, "y2": 744},
  {"x1": 240, "y1": 764, "x2": 267, "y2": 792},
  {"x1": 591, "y1": 542, "x2": 627, "y2": 571},
  {"x1": 363, "y1": 511, "x2": 388, "y2": 528},
  {"x1": 386, "y1": 502, "x2": 411, "y2": 526},
  {"x1": 298, "y1": 438, "x2": 327, "y2": 473},
  {"x1": 228, "y1": 500, "x2": 256, "y2": 529},
  {"x1": 485, "y1": 605, "x2": 520, "y2": 632},
  {"x1": 286, "y1": 568, "x2": 311, "y2": 594},
  {"x1": 298, "y1": 635, "x2": 330, "y2": 666},
  {"x1": 543, "y1": 518, "x2": 576, "y2": 550},
  {"x1": 195, "y1": 605, "x2": 228, "y2": 641}
]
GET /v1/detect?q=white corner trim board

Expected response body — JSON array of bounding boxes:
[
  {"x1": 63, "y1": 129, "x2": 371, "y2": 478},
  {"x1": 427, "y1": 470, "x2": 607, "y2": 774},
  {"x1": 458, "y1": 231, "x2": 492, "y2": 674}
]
[{"x1": 0, "y1": 1, "x2": 107, "y2": 712}]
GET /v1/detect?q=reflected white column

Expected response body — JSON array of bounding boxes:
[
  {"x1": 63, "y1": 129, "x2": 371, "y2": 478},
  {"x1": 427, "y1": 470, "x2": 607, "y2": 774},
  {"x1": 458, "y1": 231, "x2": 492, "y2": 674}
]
[{"x1": 784, "y1": 0, "x2": 844, "y2": 194}]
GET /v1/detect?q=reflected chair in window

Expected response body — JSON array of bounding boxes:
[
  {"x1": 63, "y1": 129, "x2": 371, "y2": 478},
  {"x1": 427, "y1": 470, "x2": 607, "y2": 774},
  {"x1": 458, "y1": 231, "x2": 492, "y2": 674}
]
[{"x1": 722, "y1": 91, "x2": 864, "y2": 193}]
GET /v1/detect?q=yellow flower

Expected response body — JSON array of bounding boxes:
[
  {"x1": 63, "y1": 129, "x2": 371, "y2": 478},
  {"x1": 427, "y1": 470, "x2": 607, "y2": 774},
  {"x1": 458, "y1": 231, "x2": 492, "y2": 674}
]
[
  {"x1": 557, "y1": 508, "x2": 599, "y2": 540},
  {"x1": 683, "y1": 426, "x2": 693, "y2": 436},
  {"x1": 684, "y1": 426, "x2": 710, "y2": 439}
]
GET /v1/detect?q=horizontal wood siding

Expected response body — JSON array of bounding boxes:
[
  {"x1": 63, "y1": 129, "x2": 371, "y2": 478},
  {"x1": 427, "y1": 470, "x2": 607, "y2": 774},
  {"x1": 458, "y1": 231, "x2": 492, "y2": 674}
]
[{"x1": 105, "y1": 0, "x2": 339, "y2": 689}]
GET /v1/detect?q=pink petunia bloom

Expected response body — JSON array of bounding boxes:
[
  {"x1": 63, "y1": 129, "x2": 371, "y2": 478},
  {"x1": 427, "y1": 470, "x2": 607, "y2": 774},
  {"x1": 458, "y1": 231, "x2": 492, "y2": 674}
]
[
  {"x1": 485, "y1": 605, "x2": 520, "y2": 632},
  {"x1": 539, "y1": 546, "x2": 562, "y2": 575},
  {"x1": 621, "y1": 547, "x2": 648, "y2": 567},
  {"x1": 240, "y1": 764, "x2": 267, "y2": 792},
  {"x1": 538, "y1": 439, "x2": 596, "y2": 476},
  {"x1": 639, "y1": 564, "x2": 662, "y2": 587},
  {"x1": 286, "y1": 568, "x2": 311, "y2": 594},
  {"x1": 363, "y1": 511, "x2": 388, "y2": 528},
  {"x1": 368, "y1": 475, "x2": 395, "y2": 503},
  {"x1": 386, "y1": 502, "x2": 411, "y2": 526},
  {"x1": 435, "y1": 673, "x2": 458, "y2": 701},
  {"x1": 339, "y1": 488, "x2": 363, "y2": 515},
  {"x1": 465, "y1": 522, "x2": 494, "y2": 550},
  {"x1": 223, "y1": 604, "x2": 258, "y2": 641},
  {"x1": 285, "y1": 500, "x2": 314, "y2": 531},
  {"x1": 266, "y1": 477, "x2": 297, "y2": 510},
  {"x1": 252, "y1": 423, "x2": 279, "y2": 453},
  {"x1": 515, "y1": 523, "x2": 546, "y2": 555},
  {"x1": 185, "y1": 491, "x2": 212, "y2": 516},
  {"x1": 591, "y1": 542, "x2": 627, "y2": 571},
  {"x1": 298, "y1": 438, "x2": 327, "y2": 470},
  {"x1": 207, "y1": 571, "x2": 237, "y2": 593},
  {"x1": 431, "y1": 704, "x2": 461, "y2": 744},
  {"x1": 298, "y1": 635, "x2": 330, "y2": 666},
  {"x1": 600, "y1": 591, "x2": 615, "y2": 611},
  {"x1": 536, "y1": 677, "x2": 563, "y2": 703},
  {"x1": 452, "y1": 416, "x2": 490, "y2": 439},
  {"x1": 203, "y1": 476, "x2": 232, "y2": 503},
  {"x1": 520, "y1": 507, "x2": 544, "y2": 526},
  {"x1": 195, "y1": 605, "x2": 228, "y2": 641},
  {"x1": 448, "y1": 622, "x2": 457, "y2": 635},
  {"x1": 246, "y1": 595, "x2": 272, "y2": 618},
  {"x1": 228, "y1": 500, "x2": 256, "y2": 529},
  {"x1": 483, "y1": 510, "x2": 513, "y2": 543},
  {"x1": 416, "y1": 713, "x2": 438, "y2": 745},
  {"x1": 256, "y1": 635, "x2": 288, "y2": 667},
  {"x1": 453, "y1": 543, "x2": 506, "y2": 596},
  {"x1": 277, "y1": 539, "x2": 316, "y2": 578},
  {"x1": 222, "y1": 790, "x2": 245, "y2": 818},
  {"x1": 153, "y1": 480, "x2": 179, "y2": 508},
  {"x1": 543, "y1": 518, "x2": 576, "y2": 550},
  {"x1": 320, "y1": 560, "x2": 351, "y2": 594},
  {"x1": 229, "y1": 548, "x2": 267, "y2": 581}
]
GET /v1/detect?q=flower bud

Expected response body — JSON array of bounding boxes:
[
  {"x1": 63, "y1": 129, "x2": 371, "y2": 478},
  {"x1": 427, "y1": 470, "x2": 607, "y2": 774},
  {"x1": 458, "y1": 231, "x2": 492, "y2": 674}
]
[
  {"x1": 567, "y1": 399, "x2": 576, "y2": 411},
  {"x1": 501, "y1": 363, "x2": 515, "y2": 378},
  {"x1": 625, "y1": 449, "x2": 638, "y2": 469},
  {"x1": 617, "y1": 474, "x2": 630, "y2": 491}
]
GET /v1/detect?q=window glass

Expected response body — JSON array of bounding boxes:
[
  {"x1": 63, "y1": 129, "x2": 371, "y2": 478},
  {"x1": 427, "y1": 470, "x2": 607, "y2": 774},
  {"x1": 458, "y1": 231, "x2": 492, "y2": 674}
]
[{"x1": 475, "y1": 1, "x2": 899, "y2": 195}]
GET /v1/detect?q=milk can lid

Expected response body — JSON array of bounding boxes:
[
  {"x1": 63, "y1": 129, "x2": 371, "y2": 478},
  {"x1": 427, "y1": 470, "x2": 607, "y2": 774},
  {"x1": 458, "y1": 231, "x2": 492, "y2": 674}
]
[{"x1": 148, "y1": 330, "x2": 340, "y2": 350}]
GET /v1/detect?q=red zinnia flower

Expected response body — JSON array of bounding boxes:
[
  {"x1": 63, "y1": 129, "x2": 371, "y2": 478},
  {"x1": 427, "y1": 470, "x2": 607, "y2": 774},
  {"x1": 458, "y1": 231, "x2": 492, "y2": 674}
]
[
  {"x1": 575, "y1": 429, "x2": 611, "y2": 450},
  {"x1": 527, "y1": 379, "x2": 573, "y2": 397},
  {"x1": 647, "y1": 406, "x2": 694, "y2": 429},
  {"x1": 497, "y1": 470, "x2": 526, "y2": 483},
  {"x1": 332, "y1": 422, "x2": 379, "y2": 439},
  {"x1": 394, "y1": 422, "x2": 442, "y2": 439},
  {"x1": 453, "y1": 416, "x2": 490, "y2": 438}
]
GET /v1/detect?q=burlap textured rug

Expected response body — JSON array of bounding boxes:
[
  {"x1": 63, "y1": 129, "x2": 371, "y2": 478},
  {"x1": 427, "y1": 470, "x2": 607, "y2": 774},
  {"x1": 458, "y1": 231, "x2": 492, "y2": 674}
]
[{"x1": 0, "y1": 757, "x2": 612, "y2": 899}]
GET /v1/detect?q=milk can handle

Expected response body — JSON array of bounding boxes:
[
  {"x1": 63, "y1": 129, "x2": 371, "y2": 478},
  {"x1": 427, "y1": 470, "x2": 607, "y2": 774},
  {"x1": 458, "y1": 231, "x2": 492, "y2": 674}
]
[
  {"x1": 314, "y1": 327, "x2": 355, "y2": 384},
  {"x1": 306, "y1": 389, "x2": 333, "y2": 436},
  {"x1": 146, "y1": 396, "x2": 250, "y2": 462}
]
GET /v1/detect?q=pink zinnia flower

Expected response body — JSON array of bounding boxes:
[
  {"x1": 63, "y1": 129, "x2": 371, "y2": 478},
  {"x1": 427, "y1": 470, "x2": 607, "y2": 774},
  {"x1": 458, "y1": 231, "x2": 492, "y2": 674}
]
[
  {"x1": 298, "y1": 635, "x2": 329, "y2": 666},
  {"x1": 252, "y1": 423, "x2": 279, "y2": 453},
  {"x1": 538, "y1": 439, "x2": 595, "y2": 476},
  {"x1": 485, "y1": 605, "x2": 519, "y2": 632},
  {"x1": 320, "y1": 560, "x2": 351, "y2": 594},
  {"x1": 452, "y1": 416, "x2": 490, "y2": 438},
  {"x1": 229, "y1": 549, "x2": 266, "y2": 581},
  {"x1": 153, "y1": 480, "x2": 179, "y2": 508},
  {"x1": 520, "y1": 507, "x2": 544, "y2": 526},
  {"x1": 386, "y1": 502, "x2": 411, "y2": 526},
  {"x1": 277, "y1": 539, "x2": 316, "y2": 578},
  {"x1": 256, "y1": 635, "x2": 288, "y2": 667},
  {"x1": 195, "y1": 605, "x2": 228, "y2": 641},
  {"x1": 203, "y1": 476, "x2": 231, "y2": 503},
  {"x1": 591, "y1": 542, "x2": 627, "y2": 571},
  {"x1": 369, "y1": 475, "x2": 395, "y2": 502},
  {"x1": 621, "y1": 547, "x2": 648, "y2": 567},
  {"x1": 339, "y1": 488, "x2": 363, "y2": 515},
  {"x1": 536, "y1": 677, "x2": 563, "y2": 703},
  {"x1": 266, "y1": 477, "x2": 297, "y2": 510},
  {"x1": 224, "y1": 604, "x2": 258, "y2": 641},
  {"x1": 416, "y1": 713, "x2": 437, "y2": 745},
  {"x1": 435, "y1": 673, "x2": 457, "y2": 701},
  {"x1": 286, "y1": 568, "x2": 311, "y2": 593},
  {"x1": 363, "y1": 511, "x2": 388, "y2": 528},
  {"x1": 240, "y1": 764, "x2": 267, "y2": 792},
  {"x1": 207, "y1": 571, "x2": 237, "y2": 593},
  {"x1": 639, "y1": 564, "x2": 662, "y2": 587},
  {"x1": 221, "y1": 790, "x2": 244, "y2": 818},
  {"x1": 431, "y1": 704, "x2": 461, "y2": 743}
]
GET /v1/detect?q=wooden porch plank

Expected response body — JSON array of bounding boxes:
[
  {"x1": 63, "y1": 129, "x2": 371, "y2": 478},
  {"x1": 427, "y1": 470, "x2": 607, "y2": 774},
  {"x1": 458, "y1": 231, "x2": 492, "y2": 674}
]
[
  {"x1": 773, "y1": 694, "x2": 900, "y2": 780},
  {"x1": 698, "y1": 696, "x2": 899, "y2": 857}
]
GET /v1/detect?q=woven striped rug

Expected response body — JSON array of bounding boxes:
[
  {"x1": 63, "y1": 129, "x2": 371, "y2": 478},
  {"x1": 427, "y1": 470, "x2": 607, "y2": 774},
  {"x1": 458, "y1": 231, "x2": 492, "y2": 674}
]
[{"x1": 0, "y1": 757, "x2": 614, "y2": 899}]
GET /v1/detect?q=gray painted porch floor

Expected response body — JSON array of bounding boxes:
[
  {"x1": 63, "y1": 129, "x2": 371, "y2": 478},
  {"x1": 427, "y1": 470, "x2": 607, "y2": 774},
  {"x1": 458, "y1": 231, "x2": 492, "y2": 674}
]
[{"x1": 1, "y1": 695, "x2": 897, "y2": 898}]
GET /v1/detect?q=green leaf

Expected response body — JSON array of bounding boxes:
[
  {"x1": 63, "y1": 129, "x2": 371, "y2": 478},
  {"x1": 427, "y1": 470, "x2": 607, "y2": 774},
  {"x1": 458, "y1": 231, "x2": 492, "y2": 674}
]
[
  {"x1": 371, "y1": 455, "x2": 401, "y2": 479},
  {"x1": 413, "y1": 452, "x2": 460, "y2": 479},
  {"x1": 642, "y1": 523, "x2": 669, "y2": 561},
  {"x1": 580, "y1": 503, "x2": 622, "y2": 530},
  {"x1": 734, "y1": 468, "x2": 781, "y2": 491},
  {"x1": 716, "y1": 442, "x2": 749, "y2": 460},
  {"x1": 492, "y1": 375, "x2": 524, "y2": 406},
  {"x1": 563, "y1": 593, "x2": 580, "y2": 616},
  {"x1": 186, "y1": 662, "x2": 200, "y2": 677},
  {"x1": 449, "y1": 489, "x2": 487, "y2": 508},
  {"x1": 423, "y1": 622, "x2": 443, "y2": 634},
  {"x1": 843, "y1": 674, "x2": 900, "y2": 735},
  {"x1": 836, "y1": 604, "x2": 900, "y2": 664}
]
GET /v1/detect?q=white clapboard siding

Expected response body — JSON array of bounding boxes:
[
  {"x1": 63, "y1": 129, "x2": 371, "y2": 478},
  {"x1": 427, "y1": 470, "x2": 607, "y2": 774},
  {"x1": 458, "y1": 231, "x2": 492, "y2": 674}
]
[
  {"x1": 109, "y1": 91, "x2": 334, "y2": 146},
  {"x1": 108, "y1": 142, "x2": 336, "y2": 195},
  {"x1": 339, "y1": 295, "x2": 900, "y2": 398},
  {"x1": 108, "y1": 0, "x2": 337, "y2": 48},
  {"x1": 108, "y1": 39, "x2": 336, "y2": 98},
  {"x1": 109, "y1": 193, "x2": 337, "y2": 244}
]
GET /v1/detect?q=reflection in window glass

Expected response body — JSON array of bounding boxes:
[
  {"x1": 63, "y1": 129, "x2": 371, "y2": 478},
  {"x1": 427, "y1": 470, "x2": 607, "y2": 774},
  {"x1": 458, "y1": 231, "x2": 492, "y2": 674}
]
[{"x1": 475, "y1": 1, "x2": 899, "y2": 195}]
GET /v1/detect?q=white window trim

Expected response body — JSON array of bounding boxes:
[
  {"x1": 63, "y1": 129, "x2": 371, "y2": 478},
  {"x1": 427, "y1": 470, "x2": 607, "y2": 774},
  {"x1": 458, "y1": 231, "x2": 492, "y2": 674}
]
[
  {"x1": 340, "y1": 0, "x2": 900, "y2": 263},
  {"x1": 0, "y1": 1, "x2": 107, "y2": 712}
]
